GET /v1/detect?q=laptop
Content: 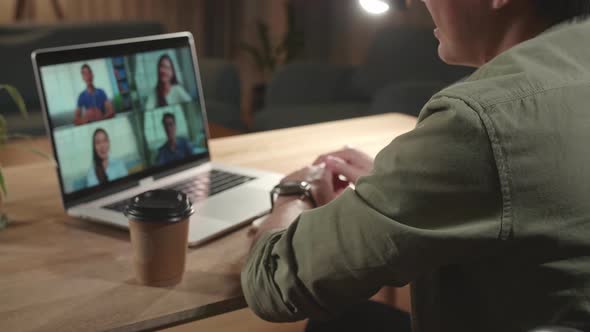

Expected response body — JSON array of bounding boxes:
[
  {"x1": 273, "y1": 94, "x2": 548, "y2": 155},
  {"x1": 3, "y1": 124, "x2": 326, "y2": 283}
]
[{"x1": 32, "y1": 32, "x2": 283, "y2": 246}]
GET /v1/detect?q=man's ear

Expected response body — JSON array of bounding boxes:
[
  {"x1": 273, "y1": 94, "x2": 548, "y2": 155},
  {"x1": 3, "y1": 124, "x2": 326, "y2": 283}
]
[{"x1": 491, "y1": 0, "x2": 511, "y2": 10}]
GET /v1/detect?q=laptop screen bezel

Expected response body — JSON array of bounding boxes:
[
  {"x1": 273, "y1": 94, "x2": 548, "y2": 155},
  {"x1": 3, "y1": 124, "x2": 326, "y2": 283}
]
[{"x1": 32, "y1": 32, "x2": 213, "y2": 209}]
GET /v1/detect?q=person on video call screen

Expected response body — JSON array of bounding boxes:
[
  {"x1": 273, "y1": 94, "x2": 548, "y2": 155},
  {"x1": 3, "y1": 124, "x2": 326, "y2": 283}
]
[
  {"x1": 156, "y1": 113, "x2": 194, "y2": 165},
  {"x1": 145, "y1": 54, "x2": 192, "y2": 109},
  {"x1": 74, "y1": 64, "x2": 115, "y2": 125},
  {"x1": 87, "y1": 128, "x2": 128, "y2": 187}
]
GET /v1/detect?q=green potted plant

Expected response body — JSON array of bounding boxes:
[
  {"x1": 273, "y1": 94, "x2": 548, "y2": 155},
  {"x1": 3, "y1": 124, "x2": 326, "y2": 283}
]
[
  {"x1": 240, "y1": 0, "x2": 305, "y2": 112},
  {"x1": 0, "y1": 84, "x2": 50, "y2": 230}
]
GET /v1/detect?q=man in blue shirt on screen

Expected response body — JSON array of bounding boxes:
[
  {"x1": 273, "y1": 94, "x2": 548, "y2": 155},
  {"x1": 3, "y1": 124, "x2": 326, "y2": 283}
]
[
  {"x1": 156, "y1": 112, "x2": 194, "y2": 165},
  {"x1": 74, "y1": 64, "x2": 115, "y2": 125}
]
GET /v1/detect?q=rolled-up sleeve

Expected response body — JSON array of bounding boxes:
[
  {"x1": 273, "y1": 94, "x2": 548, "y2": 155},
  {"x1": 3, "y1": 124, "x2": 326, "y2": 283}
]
[{"x1": 241, "y1": 96, "x2": 504, "y2": 322}]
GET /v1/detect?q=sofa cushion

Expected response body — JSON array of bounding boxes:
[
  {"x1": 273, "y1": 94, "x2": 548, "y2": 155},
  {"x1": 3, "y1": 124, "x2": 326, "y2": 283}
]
[
  {"x1": 266, "y1": 63, "x2": 359, "y2": 107},
  {"x1": 199, "y1": 59, "x2": 241, "y2": 107},
  {"x1": 205, "y1": 101, "x2": 244, "y2": 131},
  {"x1": 369, "y1": 81, "x2": 450, "y2": 117},
  {"x1": 253, "y1": 103, "x2": 369, "y2": 131},
  {"x1": 352, "y1": 27, "x2": 472, "y2": 99}
]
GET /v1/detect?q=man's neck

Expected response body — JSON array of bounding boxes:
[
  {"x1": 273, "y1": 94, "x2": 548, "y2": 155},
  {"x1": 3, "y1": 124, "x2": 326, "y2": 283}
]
[
  {"x1": 479, "y1": 6, "x2": 551, "y2": 65},
  {"x1": 87, "y1": 85, "x2": 95, "y2": 93},
  {"x1": 168, "y1": 139, "x2": 177, "y2": 151}
]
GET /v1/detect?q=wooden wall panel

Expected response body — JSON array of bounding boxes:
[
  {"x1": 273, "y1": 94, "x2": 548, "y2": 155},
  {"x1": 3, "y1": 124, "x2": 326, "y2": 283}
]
[
  {"x1": 1, "y1": 0, "x2": 432, "y2": 65},
  {"x1": 0, "y1": 1, "x2": 14, "y2": 22},
  {"x1": 1, "y1": 0, "x2": 207, "y2": 53},
  {"x1": 0, "y1": 0, "x2": 434, "y2": 126},
  {"x1": 330, "y1": 0, "x2": 433, "y2": 64}
]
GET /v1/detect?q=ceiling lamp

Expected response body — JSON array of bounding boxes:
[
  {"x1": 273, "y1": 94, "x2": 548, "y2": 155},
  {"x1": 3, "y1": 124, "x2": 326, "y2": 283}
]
[{"x1": 359, "y1": 0, "x2": 391, "y2": 15}]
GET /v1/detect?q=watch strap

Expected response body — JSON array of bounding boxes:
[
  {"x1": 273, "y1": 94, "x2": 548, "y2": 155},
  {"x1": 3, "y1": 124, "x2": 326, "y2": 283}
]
[{"x1": 270, "y1": 181, "x2": 317, "y2": 212}]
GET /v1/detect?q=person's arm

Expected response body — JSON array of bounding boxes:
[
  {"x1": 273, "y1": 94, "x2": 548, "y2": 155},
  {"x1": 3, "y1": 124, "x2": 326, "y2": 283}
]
[
  {"x1": 74, "y1": 94, "x2": 85, "y2": 125},
  {"x1": 145, "y1": 92, "x2": 156, "y2": 110},
  {"x1": 251, "y1": 198, "x2": 313, "y2": 245},
  {"x1": 249, "y1": 165, "x2": 336, "y2": 248},
  {"x1": 241, "y1": 96, "x2": 504, "y2": 322},
  {"x1": 155, "y1": 148, "x2": 166, "y2": 166},
  {"x1": 103, "y1": 99, "x2": 115, "y2": 119},
  {"x1": 175, "y1": 85, "x2": 192, "y2": 103},
  {"x1": 108, "y1": 159, "x2": 128, "y2": 181},
  {"x1": 183, "y1": 138, "x2": 194, "y2": 156},
  {"x1": 86, "y1": 168, "x2": 98, "y2": 187},
  {"x1": 121, "y1": 161, "x2": 129, "y2": 176},
  {"x1": 74, "y1": 107, "x2": 87, "y2": 125}
]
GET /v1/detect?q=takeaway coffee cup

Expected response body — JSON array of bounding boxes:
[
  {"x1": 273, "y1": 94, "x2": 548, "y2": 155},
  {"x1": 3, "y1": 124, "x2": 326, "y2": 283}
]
[{"x1": 124, "y1": 190, "x2": 194, "y2": 287}]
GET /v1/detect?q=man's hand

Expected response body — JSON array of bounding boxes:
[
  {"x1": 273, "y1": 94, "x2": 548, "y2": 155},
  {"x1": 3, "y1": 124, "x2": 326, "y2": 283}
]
[
  {"x1": 313, "y1": 147, "x2": 374, "y2": 190},
  {"x1": 73, "y1": 108, "x2": 87, "y2": 125},
  {"x1": 104, "y1": 100, "x2": 115, "y2": 119},
  {"x1": 250, "y1": 150, "x2": 372, "y2": 246},
  {"x1": 251, "y1": 165, "x2": 338, "y2": 242},
  {"x1": 278, "y1": 164, "x2": 339, "y2": 208},
  {"x1": 85, "y1": 107, "x2": 103, "y2": 122}
]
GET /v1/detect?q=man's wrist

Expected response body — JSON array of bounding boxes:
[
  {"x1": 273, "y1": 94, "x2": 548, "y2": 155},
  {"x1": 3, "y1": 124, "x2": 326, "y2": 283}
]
[
  {"x1": 273, "y1": 195, "x2": 314, "y2": 211},
  {"x1": 270, "y1": 181, "x2": 317, "y2": 212},
  {"x1": 252, "y1": 198, "x2": 311, "y2": 244}
]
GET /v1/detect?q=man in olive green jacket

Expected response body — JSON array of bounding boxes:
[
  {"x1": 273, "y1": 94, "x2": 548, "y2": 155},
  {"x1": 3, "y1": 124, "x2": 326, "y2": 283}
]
[{"x1": 241, "y1": 1, "x2": 590, "y2": 331}]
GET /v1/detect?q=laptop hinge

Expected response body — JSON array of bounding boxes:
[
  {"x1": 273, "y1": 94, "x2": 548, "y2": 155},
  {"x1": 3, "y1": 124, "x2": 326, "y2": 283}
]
[
  {"x1": 153, "y1": 159, "x2": 209, "y2": 180},
  {"x1": 65, "y1": 180, "x2": 139, "y2": 209}
]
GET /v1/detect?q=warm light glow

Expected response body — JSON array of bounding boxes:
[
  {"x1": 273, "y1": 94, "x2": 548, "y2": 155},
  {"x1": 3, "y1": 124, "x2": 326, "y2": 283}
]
[{"x1": 359, "y1": 0, "x2": 390, "y2": 15}]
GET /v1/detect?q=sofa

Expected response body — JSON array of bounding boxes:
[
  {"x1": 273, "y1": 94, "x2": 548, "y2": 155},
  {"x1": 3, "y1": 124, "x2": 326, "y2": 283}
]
[
  {"x1": 0, "y1": 22, "x2": 244, "y2": 136},
  {"x1": 253, "y1": 26, "x2": 474, "y2": 131}
]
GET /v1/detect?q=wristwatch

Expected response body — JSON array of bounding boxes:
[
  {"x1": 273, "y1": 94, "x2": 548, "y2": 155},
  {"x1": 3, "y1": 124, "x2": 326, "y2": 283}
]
[{"x1": 270, "y1": 181, "x2": 317, "y2": 211}]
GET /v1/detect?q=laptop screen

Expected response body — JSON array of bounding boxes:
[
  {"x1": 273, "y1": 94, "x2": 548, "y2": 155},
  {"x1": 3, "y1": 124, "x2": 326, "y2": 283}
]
[{"x1": 34, "y1": 34, "x2": 210, "y2": 204}]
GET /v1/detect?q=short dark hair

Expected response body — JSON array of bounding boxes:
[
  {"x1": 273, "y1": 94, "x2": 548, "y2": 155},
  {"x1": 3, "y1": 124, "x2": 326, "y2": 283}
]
[
  {"x1": 81, "y1": 64, "x2": 92, "y2": 72},
  {"x1": 535, "y1": 0, "x2": 590, "y2": 25},
  {"x1": 162, "y1": 112, "x2": 175, "y2": 126}
]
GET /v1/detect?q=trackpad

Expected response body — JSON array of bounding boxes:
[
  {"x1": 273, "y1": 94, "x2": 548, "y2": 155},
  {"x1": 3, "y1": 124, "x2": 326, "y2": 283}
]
[
  {"x1": 196, "y1": 186, "x2": 270, "y2": 223},
  {"x1": 188, "y1": 216, "x2": 231, "y2": 244}
]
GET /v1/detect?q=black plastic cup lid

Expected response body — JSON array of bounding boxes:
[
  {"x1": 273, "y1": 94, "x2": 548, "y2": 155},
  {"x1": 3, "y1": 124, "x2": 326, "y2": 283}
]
[{"x1": 124, "y1": 190, "x2": 194, "y2": 223}]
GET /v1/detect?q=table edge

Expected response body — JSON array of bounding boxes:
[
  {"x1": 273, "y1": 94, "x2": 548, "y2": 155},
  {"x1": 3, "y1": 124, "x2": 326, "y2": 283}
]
[{"x1": 107, "y1": 296, "x2": 247, "y2": 332}]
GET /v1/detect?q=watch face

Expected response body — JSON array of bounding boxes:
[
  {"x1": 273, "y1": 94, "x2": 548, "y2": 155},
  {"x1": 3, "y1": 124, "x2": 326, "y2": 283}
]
[
  {"x1": 278, "y1": 181, "x2": 311, "y2": 195},
  {"x1": 271, "y1": 181, "x2": 315, "y2": 211}
]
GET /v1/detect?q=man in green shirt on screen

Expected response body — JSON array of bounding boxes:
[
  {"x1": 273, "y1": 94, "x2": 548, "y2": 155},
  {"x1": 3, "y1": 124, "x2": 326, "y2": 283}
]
[{"x1": 242, "y1": 1, "x2": 590, "y2": 331}]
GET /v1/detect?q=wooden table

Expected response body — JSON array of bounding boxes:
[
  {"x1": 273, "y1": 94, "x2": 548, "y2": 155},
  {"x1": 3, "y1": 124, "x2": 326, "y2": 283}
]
[{"x1": 0, "y1": 113, "x2": 417, "y2": 332}]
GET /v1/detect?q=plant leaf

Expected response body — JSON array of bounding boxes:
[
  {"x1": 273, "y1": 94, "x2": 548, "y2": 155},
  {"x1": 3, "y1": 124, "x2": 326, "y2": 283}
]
[
  {"x1": 0, "y1": 85, "x2": 28, "y2": 118},
  {"x1": 257, "y1": 21, "x2": 272, "y2": 58},
  {"x1": 239, "y1": 42, "x2": 266, "y2": 70},
  {"x1": 256, "y1": 21, "x2": 276, "y2": 72},
  {"x1": 0, "y1": 213, "x2": 8, "y2": 230},
  {"x1": 277, "y1": 1, "x2": 305, "y2": 64},
  {"x1": 0, "y1": 169, "x2": 6, "y2": 196},
  {"x1": 0, "y1": 114, "x2": 6, "y2": 145}
]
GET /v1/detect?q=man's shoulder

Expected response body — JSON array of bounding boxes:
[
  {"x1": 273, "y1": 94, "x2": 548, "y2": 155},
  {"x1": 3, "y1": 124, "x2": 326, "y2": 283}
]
[
  {"x1": 157, "y1": 143, "x2": 168, "y2": 153},
  {"x1": 96, "y1": 88, "x2": 108, "y2": 97},
  {"x1": 435, "y1": 60, "x2": 550, "y2": 111},
  {"x1": 78, "y1": 90, "x2": 88, "y2": 100},
  {"x1": 436, "y1": 20, "x2": 590, "y2": 110}
]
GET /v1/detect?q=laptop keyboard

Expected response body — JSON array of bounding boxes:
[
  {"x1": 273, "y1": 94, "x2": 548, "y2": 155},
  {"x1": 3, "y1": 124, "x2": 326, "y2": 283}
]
[{"x1": 103, "y1": 169, "x2": 256, "y2": 213}]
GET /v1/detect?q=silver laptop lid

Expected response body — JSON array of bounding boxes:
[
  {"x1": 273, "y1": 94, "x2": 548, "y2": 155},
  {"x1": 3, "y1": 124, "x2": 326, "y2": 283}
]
[{"x1": 31, "y1": 32, "x2": 212, "y2": 209}]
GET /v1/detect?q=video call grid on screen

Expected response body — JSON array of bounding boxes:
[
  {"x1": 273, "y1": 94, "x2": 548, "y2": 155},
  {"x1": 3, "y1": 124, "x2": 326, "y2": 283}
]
[{"x1": 39, "y1": 46, "x2": 208, "y2": 195}]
